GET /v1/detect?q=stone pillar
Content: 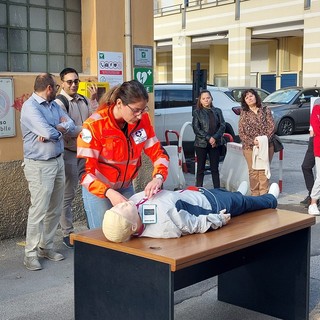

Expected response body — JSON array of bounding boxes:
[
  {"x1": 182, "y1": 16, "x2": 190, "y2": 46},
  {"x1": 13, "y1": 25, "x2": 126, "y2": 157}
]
[
  {"x1": 209, "y1": 44, "x2": 228, "y2": 86},
  {"x1": 172, "y1": 35, "x2": 192, "y2": 82},
  {"x1": 303, "y1": 5, "x2": 320, "y2": 87},
  {"x1": 228, "y1": 27, "x2": 251, "y2": 86}
]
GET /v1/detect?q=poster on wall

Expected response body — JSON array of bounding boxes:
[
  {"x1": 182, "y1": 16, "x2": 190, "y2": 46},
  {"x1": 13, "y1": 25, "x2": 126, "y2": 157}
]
[
  {"x1": 97, "y1": 51, "x2": 123, "y2": 87},
  {"x1": 0, "y1": 77, "x2": 15, "y2": 138}
]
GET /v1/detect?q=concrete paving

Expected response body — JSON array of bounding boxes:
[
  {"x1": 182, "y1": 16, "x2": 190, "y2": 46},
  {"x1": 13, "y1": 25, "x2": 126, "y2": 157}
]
[{"x1": 1, "y1": 133, "x2": 320, "y2": 320}]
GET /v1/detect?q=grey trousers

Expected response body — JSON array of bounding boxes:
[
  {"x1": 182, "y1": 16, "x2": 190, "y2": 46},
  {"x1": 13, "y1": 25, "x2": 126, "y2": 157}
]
[
  {"x1": 23, "y1": 156, "x2": 65, "y2": 257},
  {"x1": 60, "y1": 149, "x2": 78, "y2": 236}
]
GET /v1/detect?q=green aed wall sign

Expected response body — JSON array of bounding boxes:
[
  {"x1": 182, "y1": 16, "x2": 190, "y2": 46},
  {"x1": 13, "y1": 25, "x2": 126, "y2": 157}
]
[{"x1": 134, "y1": 68, "x2": 153, "y2": 93}]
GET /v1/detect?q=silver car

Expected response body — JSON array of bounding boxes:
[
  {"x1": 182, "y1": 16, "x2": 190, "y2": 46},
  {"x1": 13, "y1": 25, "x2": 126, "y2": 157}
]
[
  {"x1": 263, "y1": 87, "x2": 320, "y2": 136},
  {"x1": 154, "y1": 84, "x2": 241, "y2": 151}
]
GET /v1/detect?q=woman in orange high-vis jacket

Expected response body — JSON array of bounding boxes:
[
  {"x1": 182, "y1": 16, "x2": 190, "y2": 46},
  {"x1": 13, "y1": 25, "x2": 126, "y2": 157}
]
[{"x1": 77, "y1": 80, "x2": 169, "y2": 229}]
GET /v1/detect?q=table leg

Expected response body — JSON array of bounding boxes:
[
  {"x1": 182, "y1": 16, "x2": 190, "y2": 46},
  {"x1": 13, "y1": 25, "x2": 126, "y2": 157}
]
[{"x1": 218, "y1": 228, "x2": 311, "y2": 320}]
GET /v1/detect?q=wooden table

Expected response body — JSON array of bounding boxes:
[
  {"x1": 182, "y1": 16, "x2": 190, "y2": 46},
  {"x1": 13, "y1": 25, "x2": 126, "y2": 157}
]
[{"x1": 71, "y1": 209, "x2": 315, "y2": 320}]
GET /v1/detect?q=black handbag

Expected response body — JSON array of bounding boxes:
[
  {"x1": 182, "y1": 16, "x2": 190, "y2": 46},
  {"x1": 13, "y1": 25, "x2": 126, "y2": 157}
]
[{"x1": 272, "y1": 134, "x2": 284, "y2": 153}]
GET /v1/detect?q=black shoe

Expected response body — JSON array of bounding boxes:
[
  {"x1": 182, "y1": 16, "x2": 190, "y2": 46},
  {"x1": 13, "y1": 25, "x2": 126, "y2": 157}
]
[
  {"x1": 63, "y1": 235, "x2": 74, "y2": 249},
  {"x1": 300, "y1": 196, "x2": 311, "y2": 208}
]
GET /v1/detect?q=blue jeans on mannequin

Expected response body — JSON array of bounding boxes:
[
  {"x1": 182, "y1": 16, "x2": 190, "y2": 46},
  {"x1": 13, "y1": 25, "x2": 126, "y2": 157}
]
[
  {"x1": 195, "y1": 145, "x2": 220, "y2": 188},
  {"x1": 82, "y1": 185, "x2": 134, "y2": 229},
  {"x1": 201, "y1": 188, "x2": 277, "y2": 215}
]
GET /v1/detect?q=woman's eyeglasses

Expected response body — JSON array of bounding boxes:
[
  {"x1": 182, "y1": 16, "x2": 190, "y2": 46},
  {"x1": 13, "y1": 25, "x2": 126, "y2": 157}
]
[{"x1": 126, "y1": 104, "x2": 149, "y2": 115}]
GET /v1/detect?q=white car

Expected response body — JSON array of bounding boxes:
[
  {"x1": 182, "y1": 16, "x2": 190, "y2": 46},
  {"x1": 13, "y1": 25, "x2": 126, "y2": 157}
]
[{"x1": 154, "y1": 84, "x2": 241, "y2": 154}]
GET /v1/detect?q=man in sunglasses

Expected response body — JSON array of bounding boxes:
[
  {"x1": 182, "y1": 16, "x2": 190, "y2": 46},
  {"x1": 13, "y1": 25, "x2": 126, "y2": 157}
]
[{"x1": 55, "y1": 68, "x2": 99, "y2": 248}]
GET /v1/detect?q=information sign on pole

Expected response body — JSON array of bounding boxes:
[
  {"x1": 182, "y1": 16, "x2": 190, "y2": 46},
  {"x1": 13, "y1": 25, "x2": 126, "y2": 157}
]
[
  {"x1": 134, "y1": 68, "x2": 153, "y2": 93},
  {"x1": 133, "y1": 46, "x2": 153, "y2": 68},
  {"x1": 133, "y1": 46, "x2": 153, "y2": 92}
]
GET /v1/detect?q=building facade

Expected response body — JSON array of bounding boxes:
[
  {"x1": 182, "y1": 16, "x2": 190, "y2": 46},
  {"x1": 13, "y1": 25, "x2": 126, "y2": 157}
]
[
  {"x1": 0, "y1": 0, "x2": 153, "y2": 239},
  {"x1": 154, "y1": 0, "x2": 320, "y2": 92}
]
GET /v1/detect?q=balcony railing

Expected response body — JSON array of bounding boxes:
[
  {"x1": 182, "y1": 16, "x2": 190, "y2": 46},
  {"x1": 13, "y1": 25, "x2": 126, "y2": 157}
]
[{"x1": 154, "y1": 0, "x2": 247, "y2": 17}]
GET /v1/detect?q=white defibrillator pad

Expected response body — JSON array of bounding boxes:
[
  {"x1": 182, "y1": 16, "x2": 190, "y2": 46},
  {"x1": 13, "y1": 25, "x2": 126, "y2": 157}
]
[
  {"x1": 142, "y1": 204, "x2": 157, "y2": 224},
  {"x1": 131, "y1": 128, "x2": 147, "y2": 144}
]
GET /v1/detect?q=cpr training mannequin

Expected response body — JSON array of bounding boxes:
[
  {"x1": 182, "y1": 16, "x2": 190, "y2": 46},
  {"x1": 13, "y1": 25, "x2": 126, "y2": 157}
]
[{"x1": 102, "y1": 182, "x2": 280, "y2": 243}]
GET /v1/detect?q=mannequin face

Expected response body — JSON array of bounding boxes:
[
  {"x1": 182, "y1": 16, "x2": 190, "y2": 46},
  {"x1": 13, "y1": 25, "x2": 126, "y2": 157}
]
[{"x1": 116, "y1": 201, "x2": 143, "y2": 233}]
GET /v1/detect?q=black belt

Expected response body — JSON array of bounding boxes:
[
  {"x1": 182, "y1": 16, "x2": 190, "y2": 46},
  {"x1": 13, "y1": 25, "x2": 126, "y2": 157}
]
[{"x1": 48, "y1": 154, "x2": 62, "y2": 160}]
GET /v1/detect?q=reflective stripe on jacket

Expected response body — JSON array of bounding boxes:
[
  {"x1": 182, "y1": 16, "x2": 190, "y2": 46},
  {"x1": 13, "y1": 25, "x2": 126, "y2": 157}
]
[{"x1": 77, "y1": 105, "x2": 169, "y2": 198}]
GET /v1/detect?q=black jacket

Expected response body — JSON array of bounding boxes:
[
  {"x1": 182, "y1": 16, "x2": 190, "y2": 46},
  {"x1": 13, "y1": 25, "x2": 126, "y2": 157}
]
[{"x1": 192, "y1": 107, "x2": 226, "y2": 148}]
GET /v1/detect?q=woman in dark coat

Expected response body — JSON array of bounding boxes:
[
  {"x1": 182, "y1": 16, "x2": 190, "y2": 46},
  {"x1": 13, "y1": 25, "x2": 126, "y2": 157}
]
[{"x1": 192, "y1": 90, "x2": 226, "y2": 188}]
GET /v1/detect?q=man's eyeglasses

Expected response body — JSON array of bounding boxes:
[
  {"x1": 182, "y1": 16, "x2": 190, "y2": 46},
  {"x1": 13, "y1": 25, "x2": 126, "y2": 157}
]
[
  {"x1": 64, "y1": 79, "x2": 80, "y2": 86},
  {"x1": 126, "y1": 104, "x2": 149, "y2": 115}
]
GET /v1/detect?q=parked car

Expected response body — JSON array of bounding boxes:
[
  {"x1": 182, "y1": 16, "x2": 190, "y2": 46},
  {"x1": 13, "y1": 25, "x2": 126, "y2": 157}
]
[
  {"x1": 219, "y1": 86, "x2": 270, "y2": 103},
  {"x1": 154, "y1": 84, "x2": 241, "y2": 155},
  {"x1": 263, "y1": 87, "x2": 320, "y2": 135}
]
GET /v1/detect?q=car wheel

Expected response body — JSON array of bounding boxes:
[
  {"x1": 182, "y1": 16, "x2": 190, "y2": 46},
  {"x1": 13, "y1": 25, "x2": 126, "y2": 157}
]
[{"x1": 277, "y1": 118, "x2": 294, "y2": 136}]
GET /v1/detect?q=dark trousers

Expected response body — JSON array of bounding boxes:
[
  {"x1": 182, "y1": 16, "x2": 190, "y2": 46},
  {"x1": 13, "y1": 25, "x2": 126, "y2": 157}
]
[
  {"x1": 301, "y1": 136, "x2": 315, "y2": 196},
  {"x1": 202, "y1": 188, "x2": 277, "y2": 216},
  {"x1": 195, "y1": 145, "x2": 220, "y2": 188}
]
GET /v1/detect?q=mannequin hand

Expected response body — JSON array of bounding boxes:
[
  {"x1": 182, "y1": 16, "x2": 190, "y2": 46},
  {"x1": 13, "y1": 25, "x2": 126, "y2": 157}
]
[{"x1": 219, "y1": 209, "x2": 231, "y2": 224}]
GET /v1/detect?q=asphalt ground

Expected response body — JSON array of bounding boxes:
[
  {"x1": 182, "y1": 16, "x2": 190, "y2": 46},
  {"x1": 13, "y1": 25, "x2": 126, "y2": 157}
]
[{"x1": 1, "y1": 133, "x2": 320, "y2": 320}]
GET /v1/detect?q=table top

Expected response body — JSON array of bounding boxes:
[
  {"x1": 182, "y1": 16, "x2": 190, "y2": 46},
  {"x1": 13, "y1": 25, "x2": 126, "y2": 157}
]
[{"x1": 71, "y1": 209, "x2": 315, "y2": 271}]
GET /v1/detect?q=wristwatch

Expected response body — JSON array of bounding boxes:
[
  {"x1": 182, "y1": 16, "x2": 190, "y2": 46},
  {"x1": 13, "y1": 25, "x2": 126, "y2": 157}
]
[{"x1": 155, "y1": 174, "x2": 163, "y2": 180}]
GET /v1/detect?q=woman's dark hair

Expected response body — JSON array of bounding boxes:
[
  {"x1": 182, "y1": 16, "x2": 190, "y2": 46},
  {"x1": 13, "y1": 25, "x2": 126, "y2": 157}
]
[
  {"x1": 98, "y1": 80, "x2": 149, "y2": 109},
  {"x1": 196, "y1": 90, "x2": 213, "y2": 109},
  {"x1": 240, "y1": 89, "x2": 262, "y2": 111}
]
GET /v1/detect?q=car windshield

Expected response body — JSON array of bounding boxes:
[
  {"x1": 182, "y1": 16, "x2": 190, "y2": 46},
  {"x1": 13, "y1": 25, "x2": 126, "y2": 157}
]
[{"x1": 263, "y1": 88, "x2": 300, "y2": 104}]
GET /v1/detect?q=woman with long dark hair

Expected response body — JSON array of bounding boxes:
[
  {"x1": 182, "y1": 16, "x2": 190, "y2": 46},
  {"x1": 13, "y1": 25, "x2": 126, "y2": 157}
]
[
  {"x1": 192, "y1": 90, "x2": 226, "y2": 188},
  {"x1": 238, "y1": 89, "x2": 275, "y2": 195}
]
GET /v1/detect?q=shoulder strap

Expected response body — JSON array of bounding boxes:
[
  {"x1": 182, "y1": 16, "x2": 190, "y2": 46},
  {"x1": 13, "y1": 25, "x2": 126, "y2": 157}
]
[
  {"x1": 56, "y1": 94, "x2": 70, "y2": 113},
  {"x1": 56, "y1": 93, "x2": 89, "y2": 113},
  {"x1": 78, "y1": 94, "x2": 89, "y2": 106}
]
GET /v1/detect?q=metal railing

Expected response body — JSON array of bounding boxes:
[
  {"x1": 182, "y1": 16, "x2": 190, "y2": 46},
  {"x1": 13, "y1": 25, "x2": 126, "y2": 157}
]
[{"x1": 154, "y1": 0, "x2": 247, "y2": 17}]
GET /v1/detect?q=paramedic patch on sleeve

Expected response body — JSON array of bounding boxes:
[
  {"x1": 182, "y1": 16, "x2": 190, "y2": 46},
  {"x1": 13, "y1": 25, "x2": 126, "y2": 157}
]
[
  {"x1": 81, "y1": 128, "x2": 92, "y2": 143},
  {"x1": 132, "y1": 128, "x2": 147, "y2": 144}
]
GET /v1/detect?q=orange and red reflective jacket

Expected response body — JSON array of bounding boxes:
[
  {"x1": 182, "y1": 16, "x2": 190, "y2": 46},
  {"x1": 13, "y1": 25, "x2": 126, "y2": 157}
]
[{"x1": 77, "y1": 105, "x2": 169, "y2": 198}]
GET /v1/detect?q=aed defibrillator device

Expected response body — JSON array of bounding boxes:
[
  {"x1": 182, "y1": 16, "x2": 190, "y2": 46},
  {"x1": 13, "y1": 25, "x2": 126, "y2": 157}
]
[{"x1": 77, "y1": 81, "x2": 110, "y2": 102}]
